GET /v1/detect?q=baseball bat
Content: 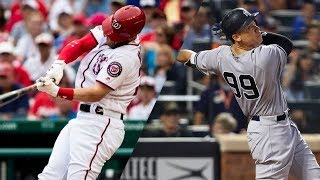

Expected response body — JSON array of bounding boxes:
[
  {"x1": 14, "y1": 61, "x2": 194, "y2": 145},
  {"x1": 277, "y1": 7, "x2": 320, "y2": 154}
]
[{"x1": 0, "y1": 82, "x2": 42, "y2": 107}]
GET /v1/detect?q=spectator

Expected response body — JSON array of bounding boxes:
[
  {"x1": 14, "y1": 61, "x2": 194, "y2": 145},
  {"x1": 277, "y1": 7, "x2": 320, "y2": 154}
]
[
  {"x1": 140, "y1": 9, "x2": 167, "y2": 43},
  {"x1": 126, "y1": 76, "x2": 157, "y2": 120},
  {"x1": 304, "y1": 23, "x2": 320, "y2": 53},
  {"x1": 179, "y1": 0, "x2": 198, "y2": 30},
  {"x1": 181, "y1": 6, "x2": 214, "y2": 50},
  {"x1": 86, "y1": 12, "x2": 108, "y2": 28},
  {"x1": 193, "y1": 75, "x2": 247, "y2": 133},
  {"x1": 81, "y1": 0, "x2": 110, "y2": 17},
  {"x1": 0, "y1": 41, "x2": 32, "y2": 87},
  {"x1": 140, "y1": 0, "x2": 157, "y2": 35},
  {"x1": 0, "y1": 5, "x2": 10, "y2": 43},
  {"x1": 52, "y1": 10, "x2": 74, "y2": 51},
  {"x1": 58, "y1": 14, "x2": 89, "y2": 52},
  {"x1": 15, "y1": 10, "x2": 45, "y2": 62},
  {"x1": 142, "y1": 24, "x2": 176, "y2": 49},
  {"x1": 109, "y1": 0, "x2": 126, "y2": 15},
  {"x1": 22, "y1": 33, "x2": 56, "y2": 82},
  {"x1": 210, "y1": 112, "x2": 238, "y2": 136},
  {"x1": 10, "y1": 1, "x2": 47, "y2": 45},
  {"x1": 291, "y1": 0, "x2": 320, "y2": 40},
  {"x1": 142, "y1": 24, "x2": 176, "y2": 75},
  {"x1": 48, "y1": 0, "x2": 74, "y2": 32},
  {"x1": 282, "y1": 49, "x2": 320, "y2": 134},
  {"x1": 154, "y1": 24, "x2": 176, "y2": 47},
  {"x1": 282, "y1": 50, "x2": 320, "y2": 101},
  {"x1": 0, "y1": 61, "x2": 29, "y2": 120},
  {"x1": 143, "y1": 103, "x2": 193, "y2": 137},
  {"x1": 153, "y1": 44, "x2": 178, "y2": 94},
  {"x1": 6, "y1": 0, "x2": 48, "y2": 33},
  {"x1": 171, "y1": 0, "x2": 198, "y2": 50}
]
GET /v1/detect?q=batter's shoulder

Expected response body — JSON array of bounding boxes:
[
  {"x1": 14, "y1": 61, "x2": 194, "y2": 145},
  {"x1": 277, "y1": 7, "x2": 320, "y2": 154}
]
[
  {"x1": 219, "y1": 45, "x2": 230, "y2": 49},
  {"x1": 198, "y1": 45, "x2": 227, "y2": 56},
  {"x1": 253, "y1": 44, "x2": 286, "y2": 69},
  {"x1": 212, "y1": 45, "x2": 229, "y2": 52},
  {"x1": 110, "y1": 46, "x2": 140, "y2": 65},
  {"x1": 254, "y1": 44, "x2": 285, "y2": 55}
]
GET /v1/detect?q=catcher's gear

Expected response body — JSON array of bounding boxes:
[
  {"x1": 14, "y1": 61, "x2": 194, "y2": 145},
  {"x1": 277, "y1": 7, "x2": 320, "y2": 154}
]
[
  {"x1": 36, "y1": 77, "x2": 59, "y2": 97},
  {"x1": 102, "y1": 5, "x2": 146, "y2": 43},
  {"x1": 220, "y1": 8, "x2": 258, "y2": 40},
  {"x1": 45, "y1": 60, "x2": 66, "y2": 85}
]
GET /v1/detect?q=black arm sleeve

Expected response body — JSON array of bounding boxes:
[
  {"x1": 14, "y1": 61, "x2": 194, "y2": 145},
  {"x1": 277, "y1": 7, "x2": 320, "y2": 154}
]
[{"x1": 261, "y1": 32, "x2": 293, "y2": 56}]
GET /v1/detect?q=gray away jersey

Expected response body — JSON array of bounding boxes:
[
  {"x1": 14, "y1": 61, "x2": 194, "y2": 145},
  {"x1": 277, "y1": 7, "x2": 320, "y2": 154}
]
[{"x1": 190, "y1": 44, "x2": 288, "y2": 118}]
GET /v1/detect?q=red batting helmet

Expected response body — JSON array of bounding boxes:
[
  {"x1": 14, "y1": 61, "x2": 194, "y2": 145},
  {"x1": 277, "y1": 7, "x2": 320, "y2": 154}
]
[{"x1": 102, "y1": 5, "x2": 146, "y2": 43}]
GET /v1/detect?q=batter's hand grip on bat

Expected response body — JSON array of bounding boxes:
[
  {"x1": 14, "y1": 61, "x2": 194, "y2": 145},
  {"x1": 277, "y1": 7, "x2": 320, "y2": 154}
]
[
  {"x1": 36, "y1": 77, "x2": 59, "y2": 97},
  {"x1": 36, "y1": 77, "x2": 55, "y2": 86},
  {"x1": 45, "y1": 60, "x2": 66, "y2": 85}
]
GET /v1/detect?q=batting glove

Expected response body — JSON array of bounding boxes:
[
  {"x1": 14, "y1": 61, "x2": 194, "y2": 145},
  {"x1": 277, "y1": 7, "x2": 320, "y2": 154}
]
[
  {"x1": 36, "y1": 77, "x2": 59, "y2": 97},
  {"x1": 46, "y1": 60, "x2": 66, "y2": 85}
]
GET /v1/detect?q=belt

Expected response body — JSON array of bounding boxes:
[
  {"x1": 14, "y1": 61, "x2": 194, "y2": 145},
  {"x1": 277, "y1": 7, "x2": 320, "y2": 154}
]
[
  {"x1": 251, "y1": 113, "x2": 287, "y2": 121},
  {"x1": 79, "y1": 104, "x2": 124, "y2": 120}
]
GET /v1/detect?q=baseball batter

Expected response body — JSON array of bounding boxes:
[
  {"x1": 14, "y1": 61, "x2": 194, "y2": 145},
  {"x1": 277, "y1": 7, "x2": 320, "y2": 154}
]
[
  {"x1": 177, "y1": 8, "x2": 320, "y2": 180},
  {"x1": 36, "y1": 6, "x2": 145, "y2": 179}
]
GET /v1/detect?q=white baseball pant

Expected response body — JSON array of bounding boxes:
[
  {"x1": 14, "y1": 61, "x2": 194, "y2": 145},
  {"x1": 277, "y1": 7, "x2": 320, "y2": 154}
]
[
  {"x1": 247, "y1": 114, "x2": 320, "y2": 180},
  {"x1": 38, "y1": 111, "x2": 125, "y2": 180}
]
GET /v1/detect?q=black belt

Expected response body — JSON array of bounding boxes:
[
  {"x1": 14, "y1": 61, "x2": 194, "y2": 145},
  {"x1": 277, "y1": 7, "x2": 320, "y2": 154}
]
[
  {"x1": 79, "y1": 104, "x2": 124, "y2": 120},
  {"x1": 252, "y1": 113, "x2": 287, "y2": 121}
]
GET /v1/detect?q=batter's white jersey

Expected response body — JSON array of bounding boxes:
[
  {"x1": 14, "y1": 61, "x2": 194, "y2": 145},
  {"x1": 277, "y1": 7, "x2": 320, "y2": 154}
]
[
  {"x1": 75, "y1": 25, "x2": 141, "y2": 114},
  {"x1": 190, "y1": 44, "x2": 288, "y2": 118}
]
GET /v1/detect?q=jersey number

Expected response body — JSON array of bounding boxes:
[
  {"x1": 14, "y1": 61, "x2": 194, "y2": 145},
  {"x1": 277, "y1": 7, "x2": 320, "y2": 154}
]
[{"x1": 223, "y1": 72, "x2": 260, "y2": 99}]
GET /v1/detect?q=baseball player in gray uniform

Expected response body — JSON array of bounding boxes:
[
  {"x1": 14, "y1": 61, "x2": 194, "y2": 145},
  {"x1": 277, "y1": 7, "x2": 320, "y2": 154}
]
[
  {"x1": 177, "y1": 8, "x2": 320, "y2": 180},
  {"x1": 36, "y1": 6, "x2": 145, "y2": 180}
]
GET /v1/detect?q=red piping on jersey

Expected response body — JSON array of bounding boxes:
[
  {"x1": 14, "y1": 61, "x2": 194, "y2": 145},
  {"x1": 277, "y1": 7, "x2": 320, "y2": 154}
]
[
  {"x1": 59, "y1": 33, "x2": 98, "y2": 64},
  {"x1": 84, "y1": 118, "x2": 111, "y2": 180},
  {"x1": 96, "y1": 80, "x2": 115, "y2": 90},
  {"x1": 80, "y1": 50, "x2": 103, "y2": 88}
]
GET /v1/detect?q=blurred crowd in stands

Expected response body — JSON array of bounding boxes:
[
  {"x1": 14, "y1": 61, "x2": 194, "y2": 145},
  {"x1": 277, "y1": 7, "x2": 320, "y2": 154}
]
[{"x1": 1, "y1": 0, "x2": 320, "y2": 137}]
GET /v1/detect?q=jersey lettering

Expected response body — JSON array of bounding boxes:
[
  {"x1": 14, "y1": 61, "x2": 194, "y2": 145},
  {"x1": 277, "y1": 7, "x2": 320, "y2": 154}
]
[
  {"x1": 223, "y1": 72, "x2": 260, "y2": 100},
  {"x1": 239, "y1": 74, "x2": 260, "y2": 99},
  {"x1": 93, "y1": 54, "x2": 108, "y2": 75},
  {"x1": 223, "y1": 72, "x2": 241, "y2": 98}
]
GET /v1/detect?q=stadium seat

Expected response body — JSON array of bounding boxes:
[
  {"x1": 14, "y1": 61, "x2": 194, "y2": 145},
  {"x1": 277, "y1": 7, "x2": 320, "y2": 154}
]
[
  {"x1": 269, "y1": 9, "x2": 301, "y2": 27},
  {"x1": 304, "y1": 82, "x2": 320, "y2": 99},
  {"x1": 276, "y1": 26, "x2": 293, "y2": 39}
]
